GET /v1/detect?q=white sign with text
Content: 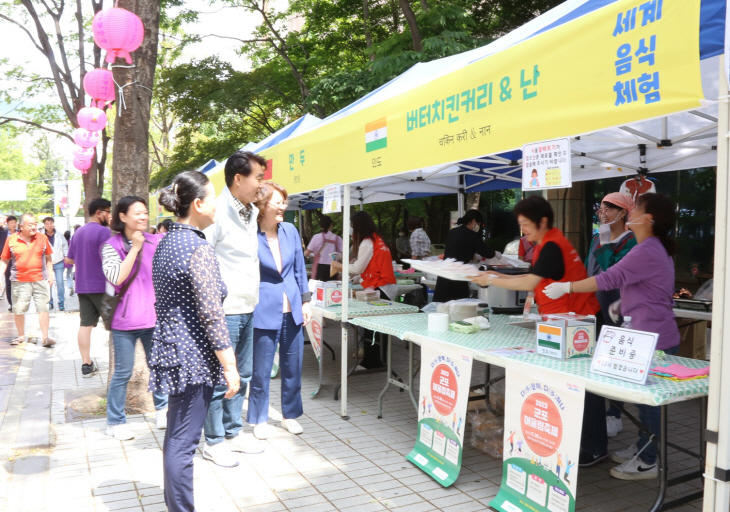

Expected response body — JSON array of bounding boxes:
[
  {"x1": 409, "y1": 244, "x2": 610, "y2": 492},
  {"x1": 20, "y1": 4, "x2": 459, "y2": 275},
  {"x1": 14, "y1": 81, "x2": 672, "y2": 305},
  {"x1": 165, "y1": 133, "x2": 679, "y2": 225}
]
[
  {"x1": 522, "y1": 138, "x2": 572, "y2": 190},
  {"x1": 590, "y1": 326, "x2": 658, "y2": 385},
  {"x1": 323, "y1": 183, "x2": 341, "y2": 213}
]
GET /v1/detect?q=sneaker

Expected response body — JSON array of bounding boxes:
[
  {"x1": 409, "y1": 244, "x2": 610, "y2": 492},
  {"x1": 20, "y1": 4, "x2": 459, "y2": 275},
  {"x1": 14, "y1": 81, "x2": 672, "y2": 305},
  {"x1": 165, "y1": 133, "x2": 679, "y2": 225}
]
[
  {"x1": 281, "y1": 419, "x2": 304, "y2": 435},
  {"x1": 42, "y1": 337, "x2": 56, "y2": 348},
  {"x1": 610, "y1": 457, "x2": 658, "y2": 480},
  {"x1": 253, "y1": 423, "x2": 278, "y2": 440},
  {"x1": 579, "y1": 450, "x2": 608, "y2": 467},
  {"x1": 202, "y1": 443, "x2": 239, "y2": 468},
  {"x1": 81, "y1": 361, "x2": 99, "y2": 379},
  {"x1": 106, "y1": 424, "x2": 134, "y2": 441},
  {"x1": 49, "y1": 303, "x2": 54, "y2": 310},
  {"x1": 59, "y1": 305, "x2": 65, "y2": 312},
  {"x1": 155, "y1": 408, "x2": 167, "y2": 430},
  {"x1": 607, "y1": 416, "x2": 623, "y2": 438},
  {"x1": 611, "y1": 444, "x2": 638, "y2": 464},
  {"x1": 229, "y1": 433, "x2": 265, "y2": 454}
]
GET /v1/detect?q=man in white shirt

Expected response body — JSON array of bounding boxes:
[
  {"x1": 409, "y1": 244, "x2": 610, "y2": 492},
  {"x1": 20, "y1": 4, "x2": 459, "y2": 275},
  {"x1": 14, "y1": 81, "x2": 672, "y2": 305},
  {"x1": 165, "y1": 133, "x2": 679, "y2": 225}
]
[
  {"x1": 202, "y1": 151, "x2": 267, "y2": 467},
  {"x1": 43, "y1": 217, "x2": 68, "y2": 311}
]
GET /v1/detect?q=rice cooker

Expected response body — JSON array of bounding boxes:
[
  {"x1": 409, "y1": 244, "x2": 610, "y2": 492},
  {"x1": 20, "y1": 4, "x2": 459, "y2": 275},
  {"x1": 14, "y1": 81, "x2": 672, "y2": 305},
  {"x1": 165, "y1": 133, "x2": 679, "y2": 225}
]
[{"x1": 478, "y1": 266, "x2": 529, "y2": 314}]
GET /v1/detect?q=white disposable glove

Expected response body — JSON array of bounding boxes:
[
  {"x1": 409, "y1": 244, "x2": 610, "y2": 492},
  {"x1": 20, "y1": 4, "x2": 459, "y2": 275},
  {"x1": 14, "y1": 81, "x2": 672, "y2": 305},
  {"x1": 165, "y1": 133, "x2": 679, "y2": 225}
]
[
  {"x1": 543, "y1": 282, "x2": 570, "y2": 299},
  {"x1": 494, "y1": 251, "x2": 502, "y2": 259},
  {"x1": 608, "y1": 299, "x2": 622, "y2": 324}
]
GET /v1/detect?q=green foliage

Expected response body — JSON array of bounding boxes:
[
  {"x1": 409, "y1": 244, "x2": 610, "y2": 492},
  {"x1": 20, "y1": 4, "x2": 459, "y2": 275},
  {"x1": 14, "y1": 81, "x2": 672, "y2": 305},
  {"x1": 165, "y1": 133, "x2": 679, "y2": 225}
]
[
  {"x1": 158, "y1": 0, "x2": 564, "y2": 190},
  {"x1": 0, "y1": 130, "x2": 53, "y2": 214}
]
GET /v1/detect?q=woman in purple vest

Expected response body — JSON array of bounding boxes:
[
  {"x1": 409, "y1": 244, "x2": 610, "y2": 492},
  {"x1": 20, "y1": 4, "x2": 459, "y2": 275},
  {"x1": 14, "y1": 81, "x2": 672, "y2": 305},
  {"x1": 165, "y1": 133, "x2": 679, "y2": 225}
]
[{"x1": 102, "y1": 196, "x2": 168, "y2": 441}]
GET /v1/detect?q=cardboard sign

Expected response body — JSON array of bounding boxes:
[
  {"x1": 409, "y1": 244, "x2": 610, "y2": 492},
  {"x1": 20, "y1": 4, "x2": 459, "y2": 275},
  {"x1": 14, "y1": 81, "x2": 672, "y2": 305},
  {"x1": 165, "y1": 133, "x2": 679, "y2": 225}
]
[
  {"x1": 323, "y1": 183, "x2": 341, "y2": 213},
  {"x1": 590, "y1": 326, "x2": 658, "y2": 385},
  {"x1": 491, "y1": 368, "x2": 585, "y2": 512},
  {"x1": 522, "y1": 138, "x2": 571, "y2": 191},
  {"x1": 407, "y1": 343, "x2": 473, "y2": 487}
]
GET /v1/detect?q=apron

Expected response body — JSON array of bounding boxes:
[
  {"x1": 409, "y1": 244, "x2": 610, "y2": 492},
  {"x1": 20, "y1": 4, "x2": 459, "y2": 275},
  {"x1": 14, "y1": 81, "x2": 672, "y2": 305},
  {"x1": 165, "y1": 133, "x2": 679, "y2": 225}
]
[{"x1": 311, "y1": 233, "x2": 337, "y2": 280}]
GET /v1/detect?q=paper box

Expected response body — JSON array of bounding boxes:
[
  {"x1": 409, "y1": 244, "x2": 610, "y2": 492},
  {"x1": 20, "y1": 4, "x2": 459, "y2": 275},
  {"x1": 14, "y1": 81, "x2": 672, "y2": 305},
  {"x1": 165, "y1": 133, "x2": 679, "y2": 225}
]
[
  {"x1": 315, "y1": 281, "x2": 343, "y2": 307},
  {"x1": 536, "y1": 314, "x2": 596, "y2": 359}
]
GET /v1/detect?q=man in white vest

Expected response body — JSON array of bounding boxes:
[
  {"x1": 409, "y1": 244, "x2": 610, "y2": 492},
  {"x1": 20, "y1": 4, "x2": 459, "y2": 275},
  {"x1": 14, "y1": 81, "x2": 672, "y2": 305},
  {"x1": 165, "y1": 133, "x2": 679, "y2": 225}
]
[{"x1": 202, "y1": 151, "x2": 267, "y2": 467}]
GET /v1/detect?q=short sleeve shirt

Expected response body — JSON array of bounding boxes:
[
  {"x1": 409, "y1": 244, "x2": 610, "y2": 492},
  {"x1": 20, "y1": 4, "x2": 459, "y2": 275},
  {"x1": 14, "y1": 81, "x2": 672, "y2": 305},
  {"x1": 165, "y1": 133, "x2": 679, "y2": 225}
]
[
  {"x1": 1, "y1": 233, "x2": 52, "y2": 282},
  {"x1": 67, "y1": 223, "x2": 111, "y2": 294}
]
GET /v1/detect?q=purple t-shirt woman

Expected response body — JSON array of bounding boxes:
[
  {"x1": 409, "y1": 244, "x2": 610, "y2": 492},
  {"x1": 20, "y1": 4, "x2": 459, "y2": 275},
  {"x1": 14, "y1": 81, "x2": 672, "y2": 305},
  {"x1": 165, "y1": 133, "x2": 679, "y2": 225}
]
[{"x1": 594, "y1": 236, "x2": 679, "y2": 350}]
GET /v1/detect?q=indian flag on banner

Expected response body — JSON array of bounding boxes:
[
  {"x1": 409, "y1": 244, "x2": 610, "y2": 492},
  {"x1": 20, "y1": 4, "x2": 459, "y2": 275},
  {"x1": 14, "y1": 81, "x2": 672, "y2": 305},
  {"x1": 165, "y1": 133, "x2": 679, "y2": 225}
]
[{"x1": 365, "y1": 118, "x2": 387, "y2": 153}]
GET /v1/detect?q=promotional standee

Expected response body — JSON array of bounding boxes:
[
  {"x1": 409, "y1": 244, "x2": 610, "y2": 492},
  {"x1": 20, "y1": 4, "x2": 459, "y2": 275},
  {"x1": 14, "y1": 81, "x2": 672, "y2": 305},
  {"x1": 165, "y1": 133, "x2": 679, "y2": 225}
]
[
  {"x1": 491, "y1": 368, "x2": 585, "y2": 512},
  {"x1": 305, "y1": 308, "x2": 324, "y2": 363},
  {"x1": 407, "y1": 343, "x2": 473, "y2": 487}
]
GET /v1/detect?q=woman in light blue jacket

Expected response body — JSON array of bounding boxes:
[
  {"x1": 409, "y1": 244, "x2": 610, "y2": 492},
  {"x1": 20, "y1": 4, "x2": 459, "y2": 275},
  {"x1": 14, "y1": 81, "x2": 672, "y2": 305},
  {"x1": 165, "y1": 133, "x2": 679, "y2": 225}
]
[{"x1": 249, "y1": 182, "x2": 311, "y2": 439}]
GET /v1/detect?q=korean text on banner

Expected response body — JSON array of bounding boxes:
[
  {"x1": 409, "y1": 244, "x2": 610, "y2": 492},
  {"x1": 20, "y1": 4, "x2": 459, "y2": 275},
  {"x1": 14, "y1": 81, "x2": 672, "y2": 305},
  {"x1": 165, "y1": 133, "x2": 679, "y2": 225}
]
[
  {"x1": 407, "y1": 342, "x2": 473, "y2": 487},
  {"x1": 491, "y1": 367, "x2": 585, "y2": 512},
  {"x1": 260, "y1": 0, "x2": 703, "y2": 194},
  {"x1": 523, "y1": 138, "x2": 571, "y2": 190}
]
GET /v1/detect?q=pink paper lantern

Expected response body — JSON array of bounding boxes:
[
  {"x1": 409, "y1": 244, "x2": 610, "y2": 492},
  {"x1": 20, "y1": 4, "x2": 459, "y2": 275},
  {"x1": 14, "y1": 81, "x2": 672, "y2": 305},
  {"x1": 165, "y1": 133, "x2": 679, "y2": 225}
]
[
  {"x1": 83, "y1": 69, "x2": 115, "y2": 108},
  {"x1": 73, "y1": 146, "x2": 95, "y2": 160},
  {"x1": 73, "y1": 156, "x2": 92, "y2": 171},
  {"x1": 92, "y1": 8, "x2": 144, "y2": 64},
  {"x1": 74, "y1": 128, "x2": 101, "y2": 148},
  {"x1": 77, "y1": 107, "x2": 107, "y2": 132}
]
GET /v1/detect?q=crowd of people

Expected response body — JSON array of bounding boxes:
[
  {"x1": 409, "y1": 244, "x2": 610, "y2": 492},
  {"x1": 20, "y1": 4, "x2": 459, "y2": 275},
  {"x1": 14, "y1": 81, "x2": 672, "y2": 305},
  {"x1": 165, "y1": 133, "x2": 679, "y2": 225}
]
[{"x1": 0, "y1": 147, "x2": 685, "y2": 508}]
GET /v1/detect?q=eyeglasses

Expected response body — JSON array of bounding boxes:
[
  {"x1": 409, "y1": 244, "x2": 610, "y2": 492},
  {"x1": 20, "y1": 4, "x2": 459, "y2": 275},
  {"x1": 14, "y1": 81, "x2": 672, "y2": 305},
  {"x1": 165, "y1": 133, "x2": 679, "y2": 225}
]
[
  {"x1": 596, "y1": 208, "x2": 617, "y2": 215},
  {"x1": 101, "y1": 210, "x2": 111, "y2": 214}
]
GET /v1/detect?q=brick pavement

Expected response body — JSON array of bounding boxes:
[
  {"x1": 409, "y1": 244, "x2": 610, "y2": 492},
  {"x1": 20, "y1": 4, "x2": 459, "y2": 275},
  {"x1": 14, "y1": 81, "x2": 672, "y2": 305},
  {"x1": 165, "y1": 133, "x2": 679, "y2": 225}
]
[{"x1": 0, "y1": 296, "x2": 706, "y2": 511}]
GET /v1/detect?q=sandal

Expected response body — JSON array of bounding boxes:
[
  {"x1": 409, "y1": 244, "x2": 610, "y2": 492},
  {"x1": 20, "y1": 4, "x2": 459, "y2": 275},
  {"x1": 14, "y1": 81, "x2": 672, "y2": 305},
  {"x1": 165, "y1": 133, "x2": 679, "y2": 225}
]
[
  {"x1": 42, "y1": 338, "x2": 56, "y2": 348},
  {"x1": 10, "y1": 336, "x2": 25, "y2": 345}
]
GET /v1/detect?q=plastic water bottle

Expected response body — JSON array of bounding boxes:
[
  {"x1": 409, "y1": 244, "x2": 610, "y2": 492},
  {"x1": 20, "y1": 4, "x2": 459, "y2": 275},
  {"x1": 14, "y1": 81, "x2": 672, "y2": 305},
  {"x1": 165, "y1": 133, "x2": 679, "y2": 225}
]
[{"x1": 621, "y1": 316, "x2": 632, "y2": 329}]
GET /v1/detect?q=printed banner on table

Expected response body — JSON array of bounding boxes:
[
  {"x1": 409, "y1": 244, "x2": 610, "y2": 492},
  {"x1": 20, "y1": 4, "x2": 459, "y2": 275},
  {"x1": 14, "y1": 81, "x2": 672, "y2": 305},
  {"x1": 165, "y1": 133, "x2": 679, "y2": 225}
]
[
  {"x1": 406, "y1": 342, "x2": 473, "y2": 487},
  {"x1": 305, "y1": 308, "x2": 324, "y2": 363},
  {"x1": 522, "y1": 138, "x2": 571, "y2": 190},
  {"x1": 257, "y1": 0, "x2": 703, "y2": 195},
  {"x1": 491, "y1": 367, "x2": 585, "y2": 512}
]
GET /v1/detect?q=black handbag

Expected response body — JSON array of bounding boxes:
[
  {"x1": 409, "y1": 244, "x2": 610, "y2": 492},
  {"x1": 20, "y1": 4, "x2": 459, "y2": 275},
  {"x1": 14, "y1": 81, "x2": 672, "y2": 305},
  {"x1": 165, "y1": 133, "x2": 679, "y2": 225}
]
[{"x1": 101, "y1": 251, "x2": 142, "y2": 330}]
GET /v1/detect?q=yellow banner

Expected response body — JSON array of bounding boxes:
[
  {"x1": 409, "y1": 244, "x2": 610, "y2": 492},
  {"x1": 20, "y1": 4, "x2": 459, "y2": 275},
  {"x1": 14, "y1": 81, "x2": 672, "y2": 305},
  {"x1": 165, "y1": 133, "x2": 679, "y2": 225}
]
[{"x1": 260, "y1": 0, "x2": 703, "y2": 195}]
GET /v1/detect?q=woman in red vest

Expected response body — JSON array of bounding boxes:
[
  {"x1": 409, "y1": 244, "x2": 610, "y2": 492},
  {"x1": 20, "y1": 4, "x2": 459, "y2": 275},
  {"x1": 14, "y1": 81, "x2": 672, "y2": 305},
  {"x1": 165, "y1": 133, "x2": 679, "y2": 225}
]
[
  {"x1": 331, "y1": 211, "x2": 396, "y2": 368},
  {"x1": 471, "y1": 195, "x2": 605, "y2": 471},
  {"x1": 470, "y1": 195, "x2": 600, "y2": 317},
  {"x1": 330, "y1": 211, "x2": 397, "y2": 301}
]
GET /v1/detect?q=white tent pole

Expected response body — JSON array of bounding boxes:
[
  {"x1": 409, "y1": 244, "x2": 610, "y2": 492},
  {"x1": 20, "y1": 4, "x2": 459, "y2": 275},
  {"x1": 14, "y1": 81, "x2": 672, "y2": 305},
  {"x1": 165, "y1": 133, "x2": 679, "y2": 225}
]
[
  {"x1": 703, "y1": 58, "x2": 730, "y2": 512},
  {"x1": 341, "y1": 184, "x2": 351, "y2": 419}
]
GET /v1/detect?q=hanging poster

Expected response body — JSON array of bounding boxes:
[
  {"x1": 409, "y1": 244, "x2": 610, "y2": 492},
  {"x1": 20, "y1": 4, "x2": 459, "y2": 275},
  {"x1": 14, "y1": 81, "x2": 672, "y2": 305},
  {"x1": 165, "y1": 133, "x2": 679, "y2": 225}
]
[
  {"x1": 53, "y1": 181, "x2": 68, "y2": 216},
  {"x1": 406, "y1": 342, "x2": 473, "y2": 487},
  {"x1": 522, "y1": 138, "x2": 572, "y2": 191},
  {"x1": 491, "y1": 367, "x2": 585, "y2": 512},
  {"x1": 323, "y1": 184, "x2": 341, "y2": 214}
]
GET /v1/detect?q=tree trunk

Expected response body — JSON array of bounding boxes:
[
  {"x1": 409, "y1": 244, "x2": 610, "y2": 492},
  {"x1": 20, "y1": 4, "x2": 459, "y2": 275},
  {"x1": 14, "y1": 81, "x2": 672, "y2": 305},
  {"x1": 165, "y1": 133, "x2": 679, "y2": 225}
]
[
  {"x1": 363, "y1": 0, "x2": 375, "y2": 62},
  {"x1": 398, "y1": 0, "x2": 423, "y2": 52},
  {"x1": 108, "y1": 0, "x2": 160, "y2": 414},
  {"x1": 302, "y1": 209, "x2": 313, "y2": 245},
  {"x1": 419, "y1": 0, "x2": 429, "y2": 12}
]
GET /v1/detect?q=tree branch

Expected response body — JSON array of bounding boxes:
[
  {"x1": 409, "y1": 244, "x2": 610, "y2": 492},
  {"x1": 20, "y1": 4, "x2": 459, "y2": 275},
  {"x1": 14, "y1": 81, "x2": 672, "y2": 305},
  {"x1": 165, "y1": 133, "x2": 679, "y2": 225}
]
[
  {"x1": 0, "y1": 117, "x2": 73, "y2": 141},
  {"x1": 0, "y1": 14, "x2": 44, "y2": 52},
  {"x1": 199, "y1": 34, "x2": 272, "y2": 44}
]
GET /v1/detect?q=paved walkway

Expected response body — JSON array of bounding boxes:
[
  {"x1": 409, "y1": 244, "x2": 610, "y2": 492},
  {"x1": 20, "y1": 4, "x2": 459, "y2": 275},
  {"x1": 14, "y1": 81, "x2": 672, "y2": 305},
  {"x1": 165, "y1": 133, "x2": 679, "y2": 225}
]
[{"x1": 0, "y1": 296, "x2": 706, "y2": 511}]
